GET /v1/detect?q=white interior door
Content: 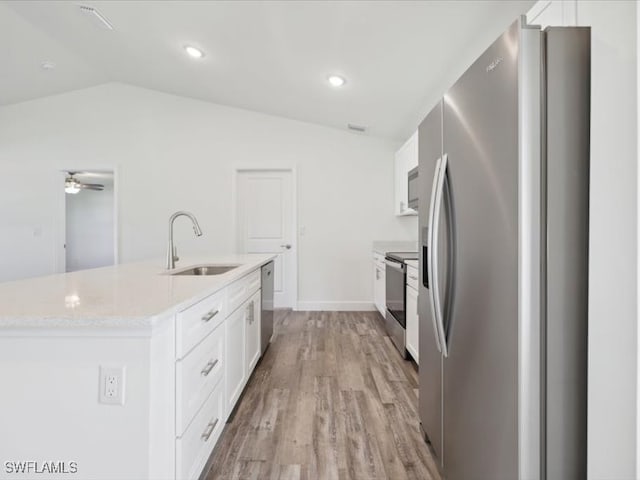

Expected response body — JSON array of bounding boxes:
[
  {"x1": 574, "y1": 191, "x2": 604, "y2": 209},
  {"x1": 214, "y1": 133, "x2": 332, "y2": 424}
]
[{"x1": 236, "y1": 169, "x2": 296, "y2": 308}]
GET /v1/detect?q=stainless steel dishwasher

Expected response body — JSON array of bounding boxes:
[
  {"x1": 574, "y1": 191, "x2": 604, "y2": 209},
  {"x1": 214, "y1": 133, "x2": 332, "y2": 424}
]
[{"x1": 261, "y1": 261, "x2": 274, "y2": 354}]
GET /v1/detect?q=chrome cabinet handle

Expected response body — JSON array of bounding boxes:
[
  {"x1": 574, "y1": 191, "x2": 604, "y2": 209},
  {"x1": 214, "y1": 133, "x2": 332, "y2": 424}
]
[
  {"x1": 280, "y1": 244, "x2": 292, "y2": 249},
  {"x1": 201, "y1": 309, "x2": 219, "y2": 322},
  {"x1": 201, "y1": 358, "x2": 219, "y2": 376},
  {"x1": 246, "y1": 301, "x2": 254, "y2": 324},
  {"x1": 201, "y1": 418, "x2": 219, "y2": 441}
]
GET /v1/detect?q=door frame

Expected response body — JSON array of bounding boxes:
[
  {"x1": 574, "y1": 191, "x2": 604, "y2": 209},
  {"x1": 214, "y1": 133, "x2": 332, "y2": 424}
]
[
  {"x1": 232, "y1": 165, "x2": 298, "y2": 310},
  {"x1": 58, "y1": 165, "x2": 120, "y2": 273}
]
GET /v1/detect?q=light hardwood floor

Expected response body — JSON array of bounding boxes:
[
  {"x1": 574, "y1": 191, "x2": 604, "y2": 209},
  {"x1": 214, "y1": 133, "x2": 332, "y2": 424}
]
[{"x1": 204, "y1": 310, "x2": 441, "y2": 480}]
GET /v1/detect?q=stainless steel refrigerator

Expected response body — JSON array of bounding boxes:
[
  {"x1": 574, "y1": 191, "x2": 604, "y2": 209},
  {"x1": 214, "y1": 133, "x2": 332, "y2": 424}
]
[{"x1": 418, "y1": 18, "x2": 589, "y2": 480}]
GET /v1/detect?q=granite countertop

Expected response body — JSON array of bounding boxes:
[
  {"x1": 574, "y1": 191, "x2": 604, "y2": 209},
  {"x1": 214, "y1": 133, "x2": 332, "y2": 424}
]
[
  {"x1": 372, "y1": 241, "x2": 419, "y2": 255},
  {"x1": 0, "y1": 254, "x2": 275, "y2": 329}
]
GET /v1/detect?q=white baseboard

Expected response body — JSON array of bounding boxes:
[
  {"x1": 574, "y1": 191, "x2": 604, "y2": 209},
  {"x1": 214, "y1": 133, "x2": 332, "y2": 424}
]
[{"x1": 295, "y1": 301, "x2": 376, "y2": 312}]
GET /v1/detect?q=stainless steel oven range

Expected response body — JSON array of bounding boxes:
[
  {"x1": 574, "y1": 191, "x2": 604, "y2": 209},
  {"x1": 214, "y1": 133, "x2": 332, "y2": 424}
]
[{"x1": 385, "y1": 251, "x2": 418, "y2": 358}]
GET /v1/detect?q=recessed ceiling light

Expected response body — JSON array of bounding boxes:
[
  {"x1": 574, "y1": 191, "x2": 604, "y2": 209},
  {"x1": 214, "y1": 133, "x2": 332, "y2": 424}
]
[
  {"x1": 184, "y1": 46, "x2": 205, "y2": 59},
  {"x1": 328, "y1": 75, "x2": 346, "y2": 87},
  {"x1": 41, "y1": 61, "x2": 56, "y2": 70}
]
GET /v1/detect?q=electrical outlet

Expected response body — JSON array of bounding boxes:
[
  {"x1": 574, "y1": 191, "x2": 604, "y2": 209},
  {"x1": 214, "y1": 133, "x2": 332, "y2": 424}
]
[{"x1": 99, "y1": 366, "x2": 126, "y2": 405}]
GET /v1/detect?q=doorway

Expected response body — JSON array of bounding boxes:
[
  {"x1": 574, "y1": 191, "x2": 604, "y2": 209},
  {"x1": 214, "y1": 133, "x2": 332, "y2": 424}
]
[
  {"x1": 63, "y1": 170, "x2": 117, "y2": 272},
  {"x1": 235, "y1": 168, "x2": 297, "y2": 309}
]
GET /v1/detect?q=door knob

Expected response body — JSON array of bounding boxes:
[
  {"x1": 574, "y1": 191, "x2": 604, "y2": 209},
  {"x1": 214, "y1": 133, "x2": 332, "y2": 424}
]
[{"x1": 281, "y1": 244, "x2": 292, "y2": 250}]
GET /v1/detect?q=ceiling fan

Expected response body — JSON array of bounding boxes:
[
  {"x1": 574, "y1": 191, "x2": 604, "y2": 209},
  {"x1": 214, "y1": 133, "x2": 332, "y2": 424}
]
[{"x1": 64, "y1": 172, "x2": 105, "y2": 194}]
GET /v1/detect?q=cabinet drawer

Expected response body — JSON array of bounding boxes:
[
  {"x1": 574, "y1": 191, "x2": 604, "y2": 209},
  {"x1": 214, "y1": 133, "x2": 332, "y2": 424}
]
[
  {"x1": 406, "y1": 266, "x2": 419, "y2": 291},
  {"x1": 176, "y1": 322, "x2": 225, "y2": 436},
  {"x1": 176, "y1": 380, "x2": 225, "y2": 480},
  {"x1": 227, "y1": 269, "x2": 261, "y2": 315},
  {"x1": 177, "y1": 289, "x2": 226, "y2": 359},
  {"x1": 373, "y1": 252, "x2": 385, "y2": 268}
]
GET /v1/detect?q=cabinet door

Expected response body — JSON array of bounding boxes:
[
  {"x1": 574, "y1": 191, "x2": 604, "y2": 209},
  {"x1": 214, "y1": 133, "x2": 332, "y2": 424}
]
[
  {"x1": 405, "y1": 285, "x2": 419, "y2": 364},
  {"x1": 394, "y1": 132, "x2": 418, "y2": 216},
  {"x1": 406, "y1": 131, "x2": 419, "y2": 170},
  {"x1": 225, "y1": 304, "x2": 247, "y2": 414},
  {"x1": 373, "y1": 262, "x2": 386, "y2": 316},
  {"x1": 245, "y1": 291, "x2": 261, "y2": 375}
]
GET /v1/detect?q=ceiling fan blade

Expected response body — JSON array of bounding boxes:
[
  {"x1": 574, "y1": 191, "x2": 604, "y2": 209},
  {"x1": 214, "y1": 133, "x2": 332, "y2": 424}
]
[{"x1": 79, "y1": 184, "x2": 105, "y2": 191}]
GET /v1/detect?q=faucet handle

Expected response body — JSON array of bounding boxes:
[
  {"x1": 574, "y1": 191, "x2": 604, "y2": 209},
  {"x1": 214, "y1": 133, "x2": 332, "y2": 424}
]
[{"x1": 173, "y1": 245, "x2": 179, "y2": 262}]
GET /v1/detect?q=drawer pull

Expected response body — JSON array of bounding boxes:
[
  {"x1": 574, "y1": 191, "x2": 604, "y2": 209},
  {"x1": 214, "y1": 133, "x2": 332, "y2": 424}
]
[
  {"x1": 201, "y1": 309, "x2": 220, "y2": 322},
  {"x1": 201, "y1": 418, "x2": 219, "y2": 441},
  {"x1": 201, "y1": 359, "x2": 219, "y2": 377},
  {"x1": 408, "y1": 275, "x2": 418, "y2": 281}
]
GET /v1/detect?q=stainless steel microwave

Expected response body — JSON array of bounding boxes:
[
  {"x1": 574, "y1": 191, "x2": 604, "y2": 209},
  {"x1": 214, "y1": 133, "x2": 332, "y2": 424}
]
[{"x1": 407, "y1": 166, "x2": 419, "y2": 210}]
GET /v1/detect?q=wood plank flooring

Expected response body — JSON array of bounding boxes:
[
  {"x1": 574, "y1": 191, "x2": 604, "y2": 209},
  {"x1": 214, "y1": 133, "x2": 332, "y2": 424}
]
[{"x1": 204, "y1": 311, "x2": 441, "y2": 480}]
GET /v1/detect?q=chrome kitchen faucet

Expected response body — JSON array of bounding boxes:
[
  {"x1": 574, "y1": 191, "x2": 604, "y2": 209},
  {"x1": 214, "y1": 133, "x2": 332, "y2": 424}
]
[{"x1": 167, "y1": 211, "x2": 203, "y2": 269}]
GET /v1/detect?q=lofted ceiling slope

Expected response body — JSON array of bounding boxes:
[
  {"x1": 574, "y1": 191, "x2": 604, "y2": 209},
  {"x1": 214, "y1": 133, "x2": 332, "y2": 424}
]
[{"x1": 2, "y1": 0, "x2": 535, "y2": 140}]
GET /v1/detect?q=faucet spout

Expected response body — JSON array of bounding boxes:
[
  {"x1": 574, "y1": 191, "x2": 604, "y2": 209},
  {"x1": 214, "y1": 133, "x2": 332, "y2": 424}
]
[{"x1": 167, "y1": 211, "x2": 203, "y2": 269}]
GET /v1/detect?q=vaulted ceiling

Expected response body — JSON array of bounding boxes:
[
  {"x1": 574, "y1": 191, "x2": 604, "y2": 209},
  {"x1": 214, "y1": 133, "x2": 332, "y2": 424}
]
[{"x1": 1, "y1": 0, "x2": 534, "y2": 139}]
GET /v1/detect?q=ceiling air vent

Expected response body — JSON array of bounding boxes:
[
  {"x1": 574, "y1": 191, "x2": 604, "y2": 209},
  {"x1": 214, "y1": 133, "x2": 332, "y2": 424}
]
[
  {"x1": 347, "y1": 123, "x2": 367, "y2": 133},
  {"x1": 79, "y1": 5, "x2": 114, "y2": 30}
]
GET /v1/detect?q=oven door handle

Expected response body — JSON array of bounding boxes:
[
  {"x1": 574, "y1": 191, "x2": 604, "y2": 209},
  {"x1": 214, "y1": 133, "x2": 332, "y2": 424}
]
[{"x1": 384, "y1": 260, "x2": 406, "y2": 272}]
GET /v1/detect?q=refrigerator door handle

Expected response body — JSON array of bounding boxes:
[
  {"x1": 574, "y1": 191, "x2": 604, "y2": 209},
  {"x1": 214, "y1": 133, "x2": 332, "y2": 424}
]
[
  {"x1": 426, "y1": 156, "x2": 443, "y2": 353},
  {"x1": 431, "y1": 154, "x2": 449, "y2": 357}
]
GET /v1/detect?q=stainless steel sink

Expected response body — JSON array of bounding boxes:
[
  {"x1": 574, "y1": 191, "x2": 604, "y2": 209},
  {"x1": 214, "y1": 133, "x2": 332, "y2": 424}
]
[{"x1": 171, "y1": 265, "x2": 238, "y2": 276}]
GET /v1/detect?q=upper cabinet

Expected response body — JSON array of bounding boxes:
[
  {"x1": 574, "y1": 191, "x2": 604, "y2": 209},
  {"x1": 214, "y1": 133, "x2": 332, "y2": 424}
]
[{"x1": 394, "y1": 130, "x2": 419, "y2": 216}]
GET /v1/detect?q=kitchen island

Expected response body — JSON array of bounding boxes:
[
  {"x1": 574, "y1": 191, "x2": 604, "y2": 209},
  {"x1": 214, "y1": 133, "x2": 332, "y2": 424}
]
[{"x1": 0, "y1": 254, "x2": 275, "y2": 480}]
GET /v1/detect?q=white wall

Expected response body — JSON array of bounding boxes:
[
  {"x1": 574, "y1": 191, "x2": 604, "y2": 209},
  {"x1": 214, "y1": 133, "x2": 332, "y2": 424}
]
[
  {"x1": 0, "y1": 83, "x2": 416, "y2": 307},
  {"x1": 576, "y1": 2, "x2": 638, "y2": 478},
  {"x1": 65, "y1": 182, "x2": 115, "y2": 272},
  {"x1": 532, "y1": 0, "x2": 640, "y2": 480},
  {"x1": 0, "y1": 164, "x2": 63, "y2": 283},
  {"x1": 528, "y1": 1, "x2": 639, "y2": 477}
]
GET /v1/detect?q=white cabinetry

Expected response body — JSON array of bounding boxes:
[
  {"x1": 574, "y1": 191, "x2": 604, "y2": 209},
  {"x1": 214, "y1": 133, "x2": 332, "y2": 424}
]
[
  {"x1": 177, "y1": 267, "x2": 264, "y2": 479},
  {"x1": 405, "y1": 263, "x2": 419, "y2": 364},
  {"x1": 176, "y1": 379, "x2": 225, "y2": 480},
  {"x1": 223, "y1": 270, "x2": 263, "y2": 417},
  {"x1": 225, "y1": 301, "x2": 247, "y2": 413},
  {"x1": 394, "y1": 130, "x2": 418, "y2": 216},
  {"x1": 0, "y1": 260, "x2": 271, "y2": 480},
  {"x1": 245, "y1": 290, "x2": 261, "y2": 375},
  {"x1": 176, "y1": 320, "x2": 225, "y2": 435},
  {"x1": 373, "y1": 252, "x2": 386, "y2": 316}
]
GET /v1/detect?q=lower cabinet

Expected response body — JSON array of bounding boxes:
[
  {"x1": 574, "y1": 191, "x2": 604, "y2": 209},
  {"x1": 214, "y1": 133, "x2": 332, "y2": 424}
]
[
  {"x1": 175, "y1": 322, "x2": 225, "y2": 435},
  {"x1": 175, "y1": 268, "x2": 265, "y2": 480},
  {"x1": 176, "y1": 379, "x2": 225, "y2": 480},
  {"x1": 406, "y1": 284, "x2": 419, "y2": 364},
  {"x1": 373, "y1": 253, "x2": 386, "y2": 316},
  {"x1": 245, "y1": 291, "x2": 261, "y2": 375},
  {"x1": 225, "y1": 302, "x2": 247, "y2": 414}
]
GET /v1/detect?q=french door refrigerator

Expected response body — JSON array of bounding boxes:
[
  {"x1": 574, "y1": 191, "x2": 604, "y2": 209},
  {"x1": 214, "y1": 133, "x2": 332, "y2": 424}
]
[{"x1": 418, "y1": 18, "x2": 590, "y2": 480}]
